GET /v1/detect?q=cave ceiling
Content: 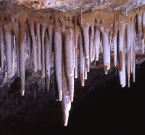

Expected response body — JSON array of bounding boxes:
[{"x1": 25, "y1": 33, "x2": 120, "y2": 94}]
[{"x1": 0, "y1": 0, "x2": 145, "y2": 12}]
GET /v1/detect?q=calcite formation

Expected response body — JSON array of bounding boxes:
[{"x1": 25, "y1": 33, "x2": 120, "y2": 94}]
[{"x1": 0, "y1": 0, "x2": 145, "y2": 126}]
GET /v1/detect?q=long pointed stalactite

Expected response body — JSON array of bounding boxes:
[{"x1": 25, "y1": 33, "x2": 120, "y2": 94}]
[
  {"x1": 0, "y1": 6, "x2": 145, "y2": 126},
  {"x1": 54, "y1": 24, "x2": 63, "y2": 101},
  {"x1": 3, "y1": 23, "x2": 12, "y2": 80},
  {"x1": 101, "y1": 28, "x2": 110, "y2": 74},
  {"x1": 119, "y1": 23, "x2": 126, "y2": 87},
  {"x1": 29, "y1": 19, "x2": 38, "y2": 73},
  {"x1": 64, "y1": 28, "x2": 75, "y2": 102},
  {"x1": 0, "y1": 25, "x2": 4, "y2": 71},
  {"x1": 36, "y1": 23, "x2": 42, "y2": 71},
  {"x1": 19, "y1": 15, "x2": 26, "y2": 96}
]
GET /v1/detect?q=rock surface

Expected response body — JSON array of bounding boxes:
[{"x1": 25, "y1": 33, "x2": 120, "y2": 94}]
[{"x1": 0, "y1": 0, "x2": 145, "y2": 12}]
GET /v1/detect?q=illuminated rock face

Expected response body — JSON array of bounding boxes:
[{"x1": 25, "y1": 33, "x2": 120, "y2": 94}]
[
  {"x1": 0, "y1": 0, "x2": 145, "y2": 11},
  {"x1": 0, "y1": 0, "x2": 145, "y2": 126}
]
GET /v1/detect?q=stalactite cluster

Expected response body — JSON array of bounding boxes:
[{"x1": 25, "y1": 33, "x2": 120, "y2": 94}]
[{"x1": 0, "y1": 6, "x2": 145, "y2": 126}]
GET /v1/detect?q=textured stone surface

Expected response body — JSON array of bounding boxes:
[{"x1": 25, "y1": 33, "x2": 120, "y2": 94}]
[{"x1": 0, "y1": 0, "x2": 145, "y2": 12}]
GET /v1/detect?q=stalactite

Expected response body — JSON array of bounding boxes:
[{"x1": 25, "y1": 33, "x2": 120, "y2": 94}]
[
  {"x1": 113, "y1": 21, "x2": 118, "y2": 67},
  {"x1": 45, "y1": 24, "x2": 53, "y2": 91},
  {"x1": 84, "y1": 64, "x2": 88, "y2": 80},
  {"x1": 81, "y1": 9, "x2": 82, "y2": 25},
  {"x1": 132, "y1": 20, "x2": 136, "y2": 83},
  {"x1": 82, "y1": 26, "x2": 90, "y2": 72},
  {"x1": 19, "y1": 16, "x2": 26, "y2": 96},
  {"x1": 90, "y1": 26, "x2": 94, "y2": 62},
  {"x1": 45, "y1": 31, "x2": 51, "y2": 91},
  {"x1": 127, "y1": 22, "x2": 131, "y2": 87},
  {"x1": 54, "y1": 26, "x2": 62, "y2": 101},
  {"x1": 119, "y1": 23, "x2": 126, "y2": 87},
  {"x1": 101, "y1": 28, "x2": 110, "y2": 74},
  {"x1": 48, "y1": 24, "x2": 53, "y2": 43},
  {"x1": 79, "y1": 32, "x2": 85, "y2": 86},
  {"x1": 11, "y1": 16, "x2": 20, "y2": 76},
  {"x1": 64, "y1": 28, "x2": 75, "y2": 102},
  {"x1": 29, "y1": 20, "x2": 38, "y2": 73},
  {"x1": 137, "y1": 12, "x2": 142, "y2": 48},
  {"x1": 0, "y1": 25, "x2": 4, "y2": 70},
  {"x1": 74, "y1": 43, "x2": 78, "y2": 79},
  {"x1": 133, "y1": 42, "x2": 136, "y2": 83},
  {"x1": 36, "y1": 23, "x2": 41, "y2": 71},
  {"x1": 11, "y1": 33, "x2": 15, "y2": 76},
  {"x1": 113, "y1": 31, "x2": 117, "y2": 67},
  {"x1": 72, "y1": 28, "x2": 76, "y2": 77},
  {"x1": 109, "y1": 31, "x2": 113, "y2": 54},
  {"x1": 141, "y1": 37, "x2": 144, "y2": 54},
  {"x1": 131, "y1": 18, "x2": 135, "y2": 74},
  {"x1": 62, "y1": 59, "x2": 71, "y2": 126},
  {"x1": 143, "y1": 12, "x2": 145, "y2": 48},
  {"x1": 48, "y1": 24, "x2": 53, "y2": 62},
  {"x1": 74, "y1": 26, "x2": 79, "y2": 79},
  {"x1": 3, "y1": 23, "x2": 12, "y2": 80},
  {"x1": 26, "y1": 27, "x2": 32, "y2": 63},
  {"x1": 92, "y1": 37, "x2": 96, "y2": 62},
  {"x1": 41, "y1": 24, "x2": 47, "y2": 78},
  {"x1": 94, "y1": 28, "x2": 100, "y2": 61}
]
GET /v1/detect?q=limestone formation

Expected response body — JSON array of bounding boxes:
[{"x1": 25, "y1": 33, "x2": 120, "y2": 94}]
[{"x1": 0, "y1": 0, "x2": 145, "y2": 126}]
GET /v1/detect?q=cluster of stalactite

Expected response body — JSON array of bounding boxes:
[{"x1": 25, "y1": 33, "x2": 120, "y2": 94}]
[{"x1": 0, "y1": 7, "x2": 145, "y2": 126}]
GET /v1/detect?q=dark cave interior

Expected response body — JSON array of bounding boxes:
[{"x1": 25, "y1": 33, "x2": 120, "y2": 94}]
[{"x1": 0, "y1": 61, "x2": 144, "y2": 135}]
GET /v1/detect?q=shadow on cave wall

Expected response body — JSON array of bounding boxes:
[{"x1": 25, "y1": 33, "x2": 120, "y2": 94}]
[{"x1": 0, "y1": 61, "x2": 145, "y2": 135}]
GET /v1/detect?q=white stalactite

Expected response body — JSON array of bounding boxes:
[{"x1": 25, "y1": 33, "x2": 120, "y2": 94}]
[
  {"x1": 79, "y1": 32, "x2": 85, "y2": 86},
  {"x1": 131, "y1": 18, "x2": 135, "y2": 74},
  {"x1": 84, "y1": 64, "x2": 88, "y2": 80},
  {"x1": 36, "y1": 23, "x2": 42, "y2": 70},
  {"x1": 19, "y1": 18, "x2": 26, "y2": 96},
  {"x1": 141, "y1": 38, "x2": 144, "y2": 54},
  {"x1": 143, "y1": 12, "x2": 145, "y2": 48},
  {"x1": 132, "y1": 21, "x2": 136, "y2": 83},
  {"x1": 75, "y1": 47, "x2": 78, "y2": 79},
  {"x1": 82, "y1": 26, "x2": 90, "y2": 72},
  {"x1": 101, "y1": 28, "x2": 110, "y2": 74},
  {"x1": 54, "y1": 26, "x2": 62, "y2": 101},
  {"x1": 127, "y1": 23, "x2": 131, "y2": 87},
  {"x1": 137, "y1": 12, "x2": 142, "y2": 48},
  {"x1": 11, "y1": 34, "x2": 15, "y2": 76},
  {"x1": 11, "y1": 17, "x2": 20, "y2": 76},
  {"x1": 113, "y1": 30, "x2": 117, "y2": 67},
  {"x1": 29, "y1": 20, "x2": 38, "y2": 73},
  {"x1": 119, "y1": 23, "x2": 126, "y2": 87},
  {"x1": 45, "y1": 24, "x2": 53, "y2": 91},
  {"x1": 45, "y1": 32, "x2": 51, "y2": 91},
  {"x1": 64, "y1": 28, "x2": 75, "y2": 102},
  {"x1": 62, "y1": 61, "x2": 71, "y2": 126},
  {"x1": 3, "y1": 23, "x2": 12, "y2": 80},
  {"x1": 133, "y1": 43, "x2": 136, "y2": 83},
  {"x1": 75, "y1": 27, "x2": 79, "y2": 79},
  {"x1": 94, "y1": 28, "x2": 100, "y2": 61},
  {"x1": 48, "y1": 24, "x2": 53, "y2": 59},
  {"x1": 0, "y1": 25, "x2": 4, "y2": 70},
  {"x1": 90, "y1": 26, "x2": 94, "y2": 62},
  {"x1": 41, "y1": 24, "x2": 46, "y2": 78}
]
